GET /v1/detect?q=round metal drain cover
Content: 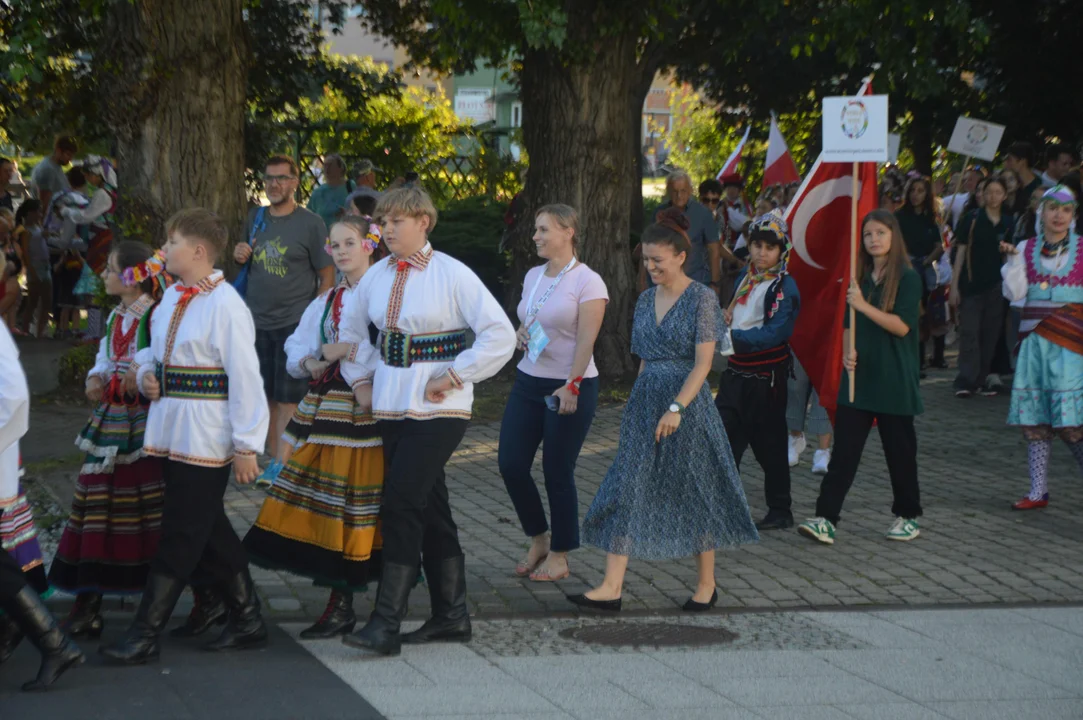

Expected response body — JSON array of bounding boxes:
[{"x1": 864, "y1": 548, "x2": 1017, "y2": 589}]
[{"x1": 559, "y1": 623, "x2": 738, "y2": 648}]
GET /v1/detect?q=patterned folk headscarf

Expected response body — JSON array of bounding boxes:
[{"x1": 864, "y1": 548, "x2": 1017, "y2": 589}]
[{"x1": 731, "y1": 210, "x2": 791, "y2": 306}]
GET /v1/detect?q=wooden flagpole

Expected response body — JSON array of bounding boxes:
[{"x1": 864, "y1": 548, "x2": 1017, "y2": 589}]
[{"x1": 849, "y1": 160, "x2": 859, "y2": 403}]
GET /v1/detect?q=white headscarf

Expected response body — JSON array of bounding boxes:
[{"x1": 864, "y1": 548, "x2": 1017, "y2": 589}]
[{"x1": 83, "y1": 155, "x2": 118, "y2": 188}]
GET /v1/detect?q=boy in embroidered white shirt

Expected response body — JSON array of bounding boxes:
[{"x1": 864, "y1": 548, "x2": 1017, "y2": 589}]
[
  {"x1": 101, "y1": 208, "x2": 270, "y2": 665},
  {"x1": 339, "y1": 186, "x2": 515, "y2": 657}
]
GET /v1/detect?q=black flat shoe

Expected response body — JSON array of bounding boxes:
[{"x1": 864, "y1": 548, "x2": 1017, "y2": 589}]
[
  {"x1": 566, "y1": 593, "x2": 621, "y2": 612},
  {"x1": 682, "y1": 589, "x2": 719, "y2": 613},
  {"x1": 755, "y1": 512, "x2": 794, "y2": 530}
]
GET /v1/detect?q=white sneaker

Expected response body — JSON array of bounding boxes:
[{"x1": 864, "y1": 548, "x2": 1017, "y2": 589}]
[
  {"x1": 788, "y1": 434, "x2": 806, "y2": 467},
  {"x1": 812, "y1": 449, "x2": 831, "y2": 475},
  {"x1": 886, "y1": 517, "x2": 921, "y2": 541}
]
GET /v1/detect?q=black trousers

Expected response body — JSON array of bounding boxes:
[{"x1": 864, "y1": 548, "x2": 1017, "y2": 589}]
[
  {"x1": 151, "y1": 460, "x2": 248, "y2": 584},
  {"x1": 715, "y1": 370, "x2": 792, "y2": 513},
  {"x1": 814, "y1": 405, "x2": 922, "y2": 525},
  {"x1": 379, "y1": 418, "x2": 469, "y2": 567}
]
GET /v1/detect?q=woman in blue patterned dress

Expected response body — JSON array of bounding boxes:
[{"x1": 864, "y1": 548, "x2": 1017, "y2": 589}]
[{"x1": 567, "y1": 209, "x2": 758, "y2": 613}]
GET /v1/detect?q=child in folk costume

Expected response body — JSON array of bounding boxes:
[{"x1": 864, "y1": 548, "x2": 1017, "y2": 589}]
[
  {"x1": 715, "y1": 212, "x2": 801, "y2": 531},
  {"x1": 0, "y1": 321, "x2": 84, "y2": 691},
  {"x1": 0, "y1": 245, "x2": 53, "y2": 667},
  {"x1": 48, "y1": 243, "x2": 167, "y2": 638},
  {"x1": 1002, "y1": 186, "x2": 1083, "y2": 510},
  {"x1": 244, "y1": 216, "x2": 387, "y2": 639},
  {"x1": 100, "y1": 208, "x2": 270, "y2": 665},
  {"x1": 339, "y1": 186, "x2": 515, "y2": 657}
]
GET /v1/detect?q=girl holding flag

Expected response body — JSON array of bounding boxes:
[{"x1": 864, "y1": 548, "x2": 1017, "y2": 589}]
[{"x1": 799, "y1": 209, "x2": 924, "y2": 545}]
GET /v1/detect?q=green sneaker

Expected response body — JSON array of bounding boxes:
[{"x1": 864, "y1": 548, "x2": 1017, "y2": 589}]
[
  {"x1": 797, "y1": 517, "x2": 836, "y2": 545},
  {"x1": 886, "y1": 517, "x2": 920, "y2": 541}
]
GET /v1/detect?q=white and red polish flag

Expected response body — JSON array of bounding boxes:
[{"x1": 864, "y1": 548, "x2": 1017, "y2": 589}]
[
  {"x1": 762, "y1": 113, "x2": 801, "y2": 189},
  {"x1": 784, "y1": 80, "x2": 878, "y2": 419},
  {"x1": 716, "y1": 125, "x2": 751, "y2": 180}
]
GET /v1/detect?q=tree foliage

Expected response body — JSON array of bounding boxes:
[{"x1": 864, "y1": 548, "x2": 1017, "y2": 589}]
[
  {"x1": 291, "y1": 56, "x2": 462, "y2": 178},
  {"x1": 663, "y1": 90, "x2": 821, "y2": 193},
  {"x1": 0, "y1": 0, "x2": 398, "y2": 165},
  {"x1": 672, "y1": 0, "x2": 1081, "y2": 174}
]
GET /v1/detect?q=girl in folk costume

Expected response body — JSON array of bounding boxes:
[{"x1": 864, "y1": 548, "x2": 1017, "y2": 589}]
[
  {"x1": 0, "y1": 322, "x2": 85, "y2": 692},
  {"x1": 0, "y1": 251, "x2": 51, "y2": 668},
  {"x1": 48, "y1": 242, "x2": 167, "y2": 638},
  {"x1": 339, "y1": 186, "x2": 515, "y2": 657},
  {"x1": 244, "y1": 217, "x2": 387, "y2": 639},
  {"x1": 62, "y1": 155, "x2": 119, "y2": 340},
  {"x1": 1002, "y1": 186, "x2": 1083, "y2": 510}
]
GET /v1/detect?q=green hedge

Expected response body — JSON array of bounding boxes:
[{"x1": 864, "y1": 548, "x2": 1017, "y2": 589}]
[
  {"x1": 429, "y1": 195, "x2": 508, "y2": 300},
  {"x1": 58, "y1": 343, "x2": 98, "y2": 388}
]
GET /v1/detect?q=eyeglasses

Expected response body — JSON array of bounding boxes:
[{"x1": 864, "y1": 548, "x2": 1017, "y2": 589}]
[
  {"x1": 264, "y1": 175, "x2": 297, "y2": 185},
  {"x1": 701, "y1": 196, "x2": 721, "y2": 206}
]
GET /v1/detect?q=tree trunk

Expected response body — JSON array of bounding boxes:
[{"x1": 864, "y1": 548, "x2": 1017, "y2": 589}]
[
  {"x1": 101, "y1": 0, "x2": 248, "y2": 247},
  {"x1": 907, "y1": 101, "x2": 935, "y2": 177},
  {"x1": 512, "y1": 34, "x2": 644, "y2": 379}
]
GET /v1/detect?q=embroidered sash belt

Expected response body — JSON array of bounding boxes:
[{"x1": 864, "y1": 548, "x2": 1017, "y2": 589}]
[
  {"x1": 380, "y1": 329, "x2": 468, "y2": 369},
  {"x1": 1034, "y1": 303, "x2": 1083, "y2": 357},
  {"x1": 726, "y1": 344, "x2": 792, "y2": 380},
  {"x1": 156, "y1": 364, "x2": 229, "y2": 400}
]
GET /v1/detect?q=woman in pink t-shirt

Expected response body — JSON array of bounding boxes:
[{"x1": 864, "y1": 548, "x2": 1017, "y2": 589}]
[{"x1": 499, "y1": 204, "x2": 608, "y2": 582}]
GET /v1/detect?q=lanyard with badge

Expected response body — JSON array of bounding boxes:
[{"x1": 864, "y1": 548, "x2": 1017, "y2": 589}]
[{"x1": 523, "y1": 258, "x2": 577, "y2": 363}]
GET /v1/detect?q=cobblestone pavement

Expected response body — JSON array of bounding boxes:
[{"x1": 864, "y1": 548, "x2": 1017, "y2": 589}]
[{"x1": 218, "y1": 368, "x2": 1083, "y2": 621}]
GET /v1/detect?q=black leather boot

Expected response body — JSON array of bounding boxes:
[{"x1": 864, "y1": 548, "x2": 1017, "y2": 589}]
[
  {"x1": 62, "y1": 592, "x2": 104, "y2": 638},
  {"x1": 0, "y1": 613, "x2": 24, "y2": 664},
  {"x1": 169, "y1": 585, "x2": 228, "y2": 638},
  {"x1": 99, "y1": 573, "x2": 185, "y2": 665},
  {"x1": 203, "y1": 569, "x2": 268, "y2": 652},
  {"x1": 402, "y1": 555, "x2": 471, "y2": 644},
  {"x1": 300, "y1": 589, "x2": 355, "y2": 640},
  {"x1": 342, "y1": 562, "x2": 415, "y2": 657},
  {"x1": 0, "y1": 585, "x2": 85, "y2": 692}
]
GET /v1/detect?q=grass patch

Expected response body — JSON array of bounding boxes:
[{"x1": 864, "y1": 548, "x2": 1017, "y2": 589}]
[{"x1": 25, "y1": 452, "x2": 84, "y2": 476}]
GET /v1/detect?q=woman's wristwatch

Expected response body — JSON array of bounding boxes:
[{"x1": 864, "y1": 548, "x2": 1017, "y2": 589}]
[{"x1": 668, "y1": 400, "x2": 685, "y2": 415}]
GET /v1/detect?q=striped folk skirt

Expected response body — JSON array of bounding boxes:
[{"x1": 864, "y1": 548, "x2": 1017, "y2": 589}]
[
  {"x1": 48, "y1": 394, "x2": 165, "y2": 594},
  {"x1": 244, "y1": 371, "x2": 384, "y2": 591},
  {"x1": 1, "y1": 487, "x2": 49, "y2": 597}
]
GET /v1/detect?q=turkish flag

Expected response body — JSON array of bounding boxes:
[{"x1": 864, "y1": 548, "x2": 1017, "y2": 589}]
[{"x1": 784, "y1": 89, "x2": 879, "y2": 419}]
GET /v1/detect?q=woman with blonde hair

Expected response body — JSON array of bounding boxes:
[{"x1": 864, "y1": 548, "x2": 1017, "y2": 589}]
[{"x1": 499, "y1": 204, "x2": 608, "y2": 583}]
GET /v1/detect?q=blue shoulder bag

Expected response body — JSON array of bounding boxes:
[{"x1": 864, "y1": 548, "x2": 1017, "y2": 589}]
[{"x1": 232, "y1": 206, "x2": 266, "y2": 298}]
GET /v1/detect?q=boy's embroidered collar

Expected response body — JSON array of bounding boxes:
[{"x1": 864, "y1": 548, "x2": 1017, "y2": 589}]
[{"x1": 388, "y1": 242, "x2": 433, "y2": 271}]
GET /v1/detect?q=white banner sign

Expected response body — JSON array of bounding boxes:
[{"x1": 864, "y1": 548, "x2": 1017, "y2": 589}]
[
  {"x1": 454, "y1": 88, "x2": 495, "y2": 125},
  {"x1": 947, "y1": 116, "x2": 1006, "y2": 162},
  {"x1": 821, "y1": 95, "x2": 889, "y2": 163},
  {"x1": 888, "y1": 133, "x2": 901, "y2": 164}
]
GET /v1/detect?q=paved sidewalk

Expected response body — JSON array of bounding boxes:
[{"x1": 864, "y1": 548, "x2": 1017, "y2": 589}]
[
  {"x1": 295, "y1": 605, "x2": 1083, "y2": 720},
  {"x1": 226, "y1": 369, "x2": 1083, "y2": 621},
  {"x1": 26, "y1": 367, "x2": 1083, "y2": 621}
]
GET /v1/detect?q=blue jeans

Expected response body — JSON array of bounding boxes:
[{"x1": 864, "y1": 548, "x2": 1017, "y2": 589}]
[{"x1": 498, "y1": 371, "x2": 599, "y2": 552}]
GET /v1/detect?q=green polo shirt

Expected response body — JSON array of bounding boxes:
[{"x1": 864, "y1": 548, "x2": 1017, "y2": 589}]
[
  {"x1": 896, "y1": 208, "x2": 941, "y2": 258},
  {"x1": 955, "y1": 209, "x2": 1013, "y2": 296},
  {"x1": 839, "y1": 267, "x2": 923, "y2": 416}
]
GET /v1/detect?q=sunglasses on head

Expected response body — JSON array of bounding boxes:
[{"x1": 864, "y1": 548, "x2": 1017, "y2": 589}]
[{"x1": 701, "y1": 196, "x2": 721, "y2": 206}]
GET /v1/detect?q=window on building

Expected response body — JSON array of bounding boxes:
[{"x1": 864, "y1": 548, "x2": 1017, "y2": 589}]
[{"x1": 511, "y1": 102, "x2": 523, "y2": 128}]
